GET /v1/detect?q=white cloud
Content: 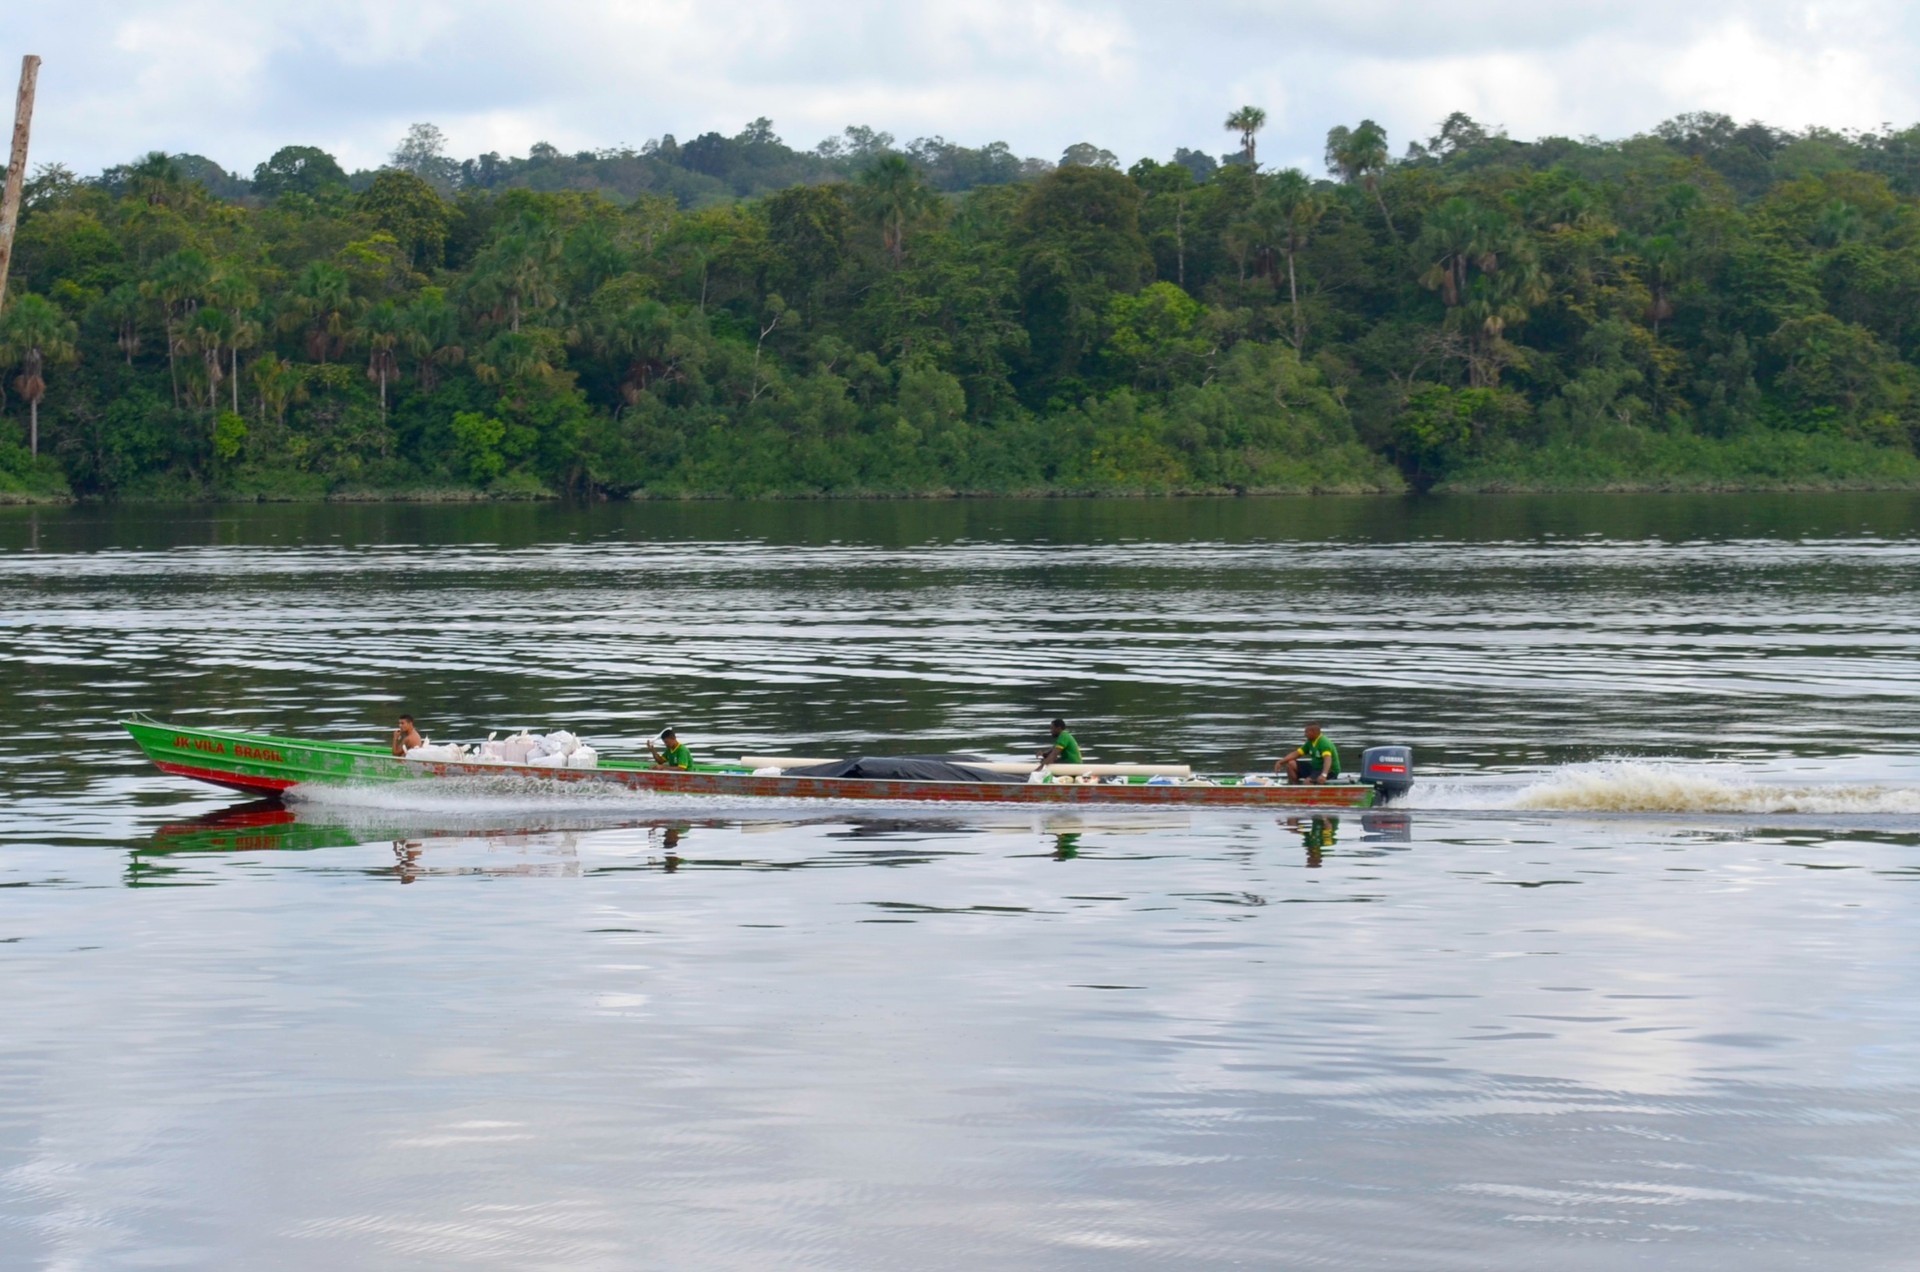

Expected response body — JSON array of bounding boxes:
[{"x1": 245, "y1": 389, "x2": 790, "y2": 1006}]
[{"x1": 10, "y1": 0, "x2": 1920, "y2": 178}]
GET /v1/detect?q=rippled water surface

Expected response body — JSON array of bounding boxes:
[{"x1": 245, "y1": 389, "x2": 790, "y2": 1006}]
[{"x1": 3, "y1": 495, "x2": 1918, "y2": 1270}]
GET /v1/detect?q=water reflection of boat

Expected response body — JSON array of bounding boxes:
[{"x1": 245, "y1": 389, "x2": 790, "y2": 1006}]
[
  {"x1": 737, "y1": 810, "x2": 1204, "y2": 838},
  {"x1": 1284, "y1": 812, "x2": 1415, "y2": 867},
  {"x1": 142, "y1": 803, "x2": 601, "y2": 884},
  {"x1": 146, "y1": 801, "x2": 724, "y2": 856},
  {"x1": 1360, "y1": 811, "x2": 1413, "y2": 842},
  {"x1": 150, "y1": 803, "x2": 344, "y2": 854},
  {"x1": 138, "y1": 802, "x2": 1421, "y2": 884},
  {"x1": 148, "y1": 801, "x2": 562, "y2": 855},
  {"x1": 150, "y1": 803, "x2": 1417, "y2": 853},
  {"x1": 125, "y1": 717, "x2": 1413, "y2": 809}
]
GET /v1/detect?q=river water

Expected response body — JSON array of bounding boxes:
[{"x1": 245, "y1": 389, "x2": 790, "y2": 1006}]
[{"x1": 2, "y1": 495, "x2": 1917, "y2": 1270}]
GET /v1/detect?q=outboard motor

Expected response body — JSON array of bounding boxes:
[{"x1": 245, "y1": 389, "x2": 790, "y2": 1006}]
[{"x1": 1361, "y1": 745, "x2": 1414, "y2": 801}]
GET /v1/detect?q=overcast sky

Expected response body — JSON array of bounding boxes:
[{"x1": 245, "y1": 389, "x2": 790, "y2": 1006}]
[{"x1": 10, "y1": 1, "x2": 1920, "y2": 178}]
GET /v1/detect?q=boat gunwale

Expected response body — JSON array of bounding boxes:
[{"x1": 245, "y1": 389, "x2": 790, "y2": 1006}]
[{"x1": 123, "y1": 718, "x2": 1381, "y2": 808}]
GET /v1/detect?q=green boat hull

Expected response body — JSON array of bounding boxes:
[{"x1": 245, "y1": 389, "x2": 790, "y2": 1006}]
[
  {"x1": 123, "y1": 718, "x2": 1382, "y2": 810},
  {"x1": 126, "y1": 718, "x2": 425, "y2": 792}
]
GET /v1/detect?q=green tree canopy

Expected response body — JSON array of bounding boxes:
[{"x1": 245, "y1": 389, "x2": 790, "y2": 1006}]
[
  {"x1": 358, "y1": 169, "x2": 453, "y2": 267},
  {"x1": 252, "y1": 145, "x2": 350, "y2": 200},
  {"x1": 5, "y1": 102, "x2": 1920, "y2": 502}
]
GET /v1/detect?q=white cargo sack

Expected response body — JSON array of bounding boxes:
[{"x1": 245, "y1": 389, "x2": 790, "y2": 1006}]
[
  {"x1": 527, "y1": 752, "x2": 566, "y2": 768},
  {"x1": 565, "y1": 746, "x2": 599, "y2": 770}
]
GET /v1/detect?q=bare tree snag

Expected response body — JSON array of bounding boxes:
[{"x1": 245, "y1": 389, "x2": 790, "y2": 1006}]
[{"x1": 0, "y1": 55, "x2": 43, "y2": 316}]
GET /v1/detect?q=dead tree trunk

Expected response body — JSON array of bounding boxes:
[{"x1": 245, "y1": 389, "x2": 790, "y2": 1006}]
[{"x1": 0, "y1": 56, "x2": 43, "y2": 317}]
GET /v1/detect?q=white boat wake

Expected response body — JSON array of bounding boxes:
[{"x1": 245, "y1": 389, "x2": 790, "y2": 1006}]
[
  {"x1": 281, "y1": 760, "x2": 1920, "y2": 822},
  {"x1": 1408, "y1": 760, "x2": 1920, "y2": 817},
  {"x1": 282, "y1": 775, "x2": 1114, "y2": 821}
]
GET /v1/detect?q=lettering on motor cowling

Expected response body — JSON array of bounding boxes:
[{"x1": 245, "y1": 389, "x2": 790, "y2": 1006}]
[{"x1": 171, "y1": 736, "x2": 285, "y2": 764}]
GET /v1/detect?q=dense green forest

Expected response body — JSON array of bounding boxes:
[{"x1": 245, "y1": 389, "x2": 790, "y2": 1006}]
[{"x1": 5, "y1": 109, "x2": 1920, "y2": 502}]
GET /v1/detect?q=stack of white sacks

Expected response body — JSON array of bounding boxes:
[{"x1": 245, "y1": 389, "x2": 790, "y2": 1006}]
[
  {"x1": 406, "y1": 729, "x2": 599, "y2": 770},
  {"x1": 401, "y1": 740, "x2": 470, "y2": 762}
]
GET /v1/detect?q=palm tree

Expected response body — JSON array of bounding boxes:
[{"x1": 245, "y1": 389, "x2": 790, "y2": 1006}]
[
  {"x1": 249, "y1": 353, "x2": 304, "y2": 427},
  {"x1": 126, "y1": 152, "x2": 187, "y2": 208},
  {"x1": 142, "y1": 249, "x2": 213, "y2": 405},
  {"x1": 1814, "y1": 200, "x2": 1865, "y2": 248},
  {"x1": 1637, "y1": 234, "x2": 1683, "y2": 337},
  {"x1": 1249, "y1": 169, "x2": 1326, "y2": 349},
  {"x1": 564, "y1": 219, "x2": 632, "y2": 296},
  {"x1": 226, "y1": 316, "x2": 261, "y2": 415},
  {"x1": 473, "y1": 329, "x2": 557, "y2": 385},
  {"x1": 1416, "y1": 197, "x2": 1500, "y2": 308},
  {"x1": 1326, "y1": 120, "x2": 1398, "y2": 239},
  {"x1": 0, "y1": 294, "x2": 80, "y2": 458},
  {"x1": 1457, "y1": 259, "x2": 1546, "y2": 386},
  {"x1": 97, "y1": 283, "x2": 145, "y2": 364},
  {"x1": 469, "y1": 222, "x2": 562, "y2": 332},
  {"x1": 856, "y1": 156, "x2": 938, "y2": 266},
  {"x1": 361, "y1": 301, "x2": 404, "y2": 419},
  {"x1": 1416, "y1": 198, "x2": 1542, "y2": 385},
  {"x1": 1515, "y1": 179, "x2": 1598, "y2": 234},
  {"x1": 403, "y1": 289, "x2": 466, "y2": 391},
  {"x1": 207, "y1": 273, "x2": 258, "y2": 415},
  {"x1": 185, "y1": 306, "x2": 232, "y2": 416},
  {"x1": 284, "y1": 261, "x2": 354, "y2": 363},
  {"x1": 1224, "y1": 106, "x2": 1268, "y2": 171},
  {"x1": 596, "y1": 297, "x2": 684, "y2": 409}
]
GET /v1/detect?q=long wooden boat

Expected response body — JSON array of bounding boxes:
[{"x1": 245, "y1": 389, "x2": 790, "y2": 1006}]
[{"x1": 124, "y1": 717, "x2": 1398, "y2": 809}]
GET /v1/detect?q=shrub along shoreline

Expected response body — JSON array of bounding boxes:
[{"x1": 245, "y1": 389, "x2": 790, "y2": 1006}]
[{"x1": 7, "y1": 424, "x2": 1920, "y2": 504}]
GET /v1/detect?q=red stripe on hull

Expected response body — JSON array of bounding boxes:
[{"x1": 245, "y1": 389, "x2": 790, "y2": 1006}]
[
  {"x1": 409, "y1": 760, "x2": 1374, "y2": 808},
  {"x1": 154, "y1": 760, "x2": 299, "y2": 795},
  {"x1": 139, "y1": 738, "x2": 1373, "y2": 809}
]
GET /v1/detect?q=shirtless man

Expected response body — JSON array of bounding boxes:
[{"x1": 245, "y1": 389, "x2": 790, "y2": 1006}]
[{"x1": 390, "y1": 714, "x2": 424, "y2": 757}]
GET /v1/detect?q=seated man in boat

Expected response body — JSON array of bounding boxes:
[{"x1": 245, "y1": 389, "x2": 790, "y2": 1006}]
[
  {"x1": 647, "y1": 727, "x2": 692, "y2": 770},
  {"x1": 1276, "y1": 723, "x2": 1339, "y2": 784},
  {"x1": 1038, "y1": 718, "x2": 1083, "y2": 767},
  {"x1": 390, "y1": 714, "x2": 424, "y2": 757}
]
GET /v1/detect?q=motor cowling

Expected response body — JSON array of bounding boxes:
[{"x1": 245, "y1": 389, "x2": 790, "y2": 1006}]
[{"x1": 1361, "y1": 745, "x2": 1414, "y2": 801}]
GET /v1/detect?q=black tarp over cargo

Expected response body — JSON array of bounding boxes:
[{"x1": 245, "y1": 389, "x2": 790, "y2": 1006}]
[{"x1": 781, "y1": 757, "x2": 1025, "y2": 784}]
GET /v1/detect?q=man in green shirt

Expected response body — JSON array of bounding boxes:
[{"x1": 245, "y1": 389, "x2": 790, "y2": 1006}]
[
  {"x1": 647, "y1": 727, "x2": 692, "y2": 770},
  {"x1": 1276, "y1": 722, "x2": 1339, "y2": 784},
  {"x1": 1039, "y1": 718, "x2": 1083, "y2": 767}
]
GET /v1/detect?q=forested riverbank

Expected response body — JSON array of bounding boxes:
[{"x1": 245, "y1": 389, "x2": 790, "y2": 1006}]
[{"x1": 6, "y1": 110, "x2": 1920, "y2": 503}]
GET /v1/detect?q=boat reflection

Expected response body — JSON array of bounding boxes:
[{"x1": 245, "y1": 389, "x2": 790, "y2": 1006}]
[
  {"x1": 132, "y1": 801, "x2": 1420, "y2": 885},
  {"x1": 1283, "y1": 812, "x2": 1416, "y2": 868},
  {"x1": 137, "y1": 801, "x2": 600, "y2": 884},
  {"x1": 147, "y1": 801, "x2": 345, "y2": 853}
]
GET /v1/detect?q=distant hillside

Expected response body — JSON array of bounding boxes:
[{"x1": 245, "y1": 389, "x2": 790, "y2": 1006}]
[{"x1": 78, "y1": 120, "x2": 1072, "y2": 209}]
